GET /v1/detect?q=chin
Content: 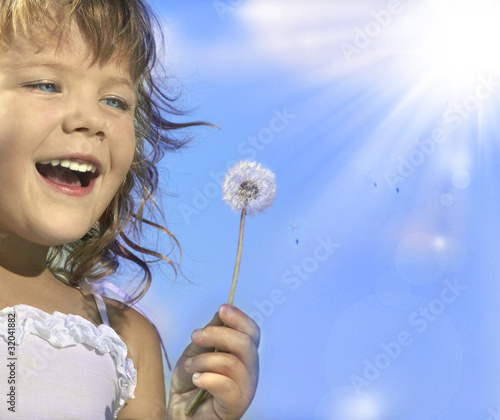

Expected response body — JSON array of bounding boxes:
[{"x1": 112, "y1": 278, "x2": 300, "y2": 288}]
[
  {"x1": 33, "y1": 234, "x2": 88, "y2": 247},
  {"x1": 26, "y1": 222, "x2": 97, "y2": 247}
]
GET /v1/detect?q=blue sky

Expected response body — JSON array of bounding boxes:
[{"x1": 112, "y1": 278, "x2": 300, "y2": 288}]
[{"x1": 130, "y1": 1, "x2": 500, "y2": 418}]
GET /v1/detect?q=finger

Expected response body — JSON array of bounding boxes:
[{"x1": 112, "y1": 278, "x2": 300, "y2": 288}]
[
  {"x1": 184, "y1": 351, "x2": 255, "y2": 393},
  {"x1": 181, "y1": 312, "x2": 223, "y2": 358},
  {"x1": 191, "y1": 372, "x2": 249, "y2": 418},
  {"x1": 191, "y1": 325, "x2": 259, "y2": 378},
  {"x1": 218, "y1": 304, "x2": 261, "y2": 347},
  {"x1": 171, "y1": 312, "x2": 223, "y2": 392}
]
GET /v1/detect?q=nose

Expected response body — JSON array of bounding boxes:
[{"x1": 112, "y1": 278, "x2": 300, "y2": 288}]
[{"x1": 62, "y1": 94, "x2": 108, "y2": 139}]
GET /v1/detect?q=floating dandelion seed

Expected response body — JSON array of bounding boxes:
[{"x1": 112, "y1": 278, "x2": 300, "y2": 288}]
[
  {"x1": 186, "y1": 160, "x2": 276, "y2": 416},
  {"x1": 290, "y1": 220, "x2": 299, "y2": 245}
]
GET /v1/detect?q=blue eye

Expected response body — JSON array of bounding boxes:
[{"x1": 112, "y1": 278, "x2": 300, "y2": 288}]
[
  {"x1": 38, "y1": 83, "x2": 56, "y2": 92},
  {"x1": 25, "y1": 82, "x2": 59, "y2": 93},
  {"x1": 102, "y1": 97, "x2": 130, "y2": 111}
]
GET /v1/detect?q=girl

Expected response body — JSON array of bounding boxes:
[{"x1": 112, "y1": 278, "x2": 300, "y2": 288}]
[{"x1": 0, "y1": 0, "x2": 259, "y2": 419}]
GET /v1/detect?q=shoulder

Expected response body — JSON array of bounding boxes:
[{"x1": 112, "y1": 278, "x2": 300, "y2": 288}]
[
  {"x1": 102, "y1": 297, "x2": 167, "y2": 419},
  {"x1": 101, "y1": 297, "x2": 161, "y2": 368}
]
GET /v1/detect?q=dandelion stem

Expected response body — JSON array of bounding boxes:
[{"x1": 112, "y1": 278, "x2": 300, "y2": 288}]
[
  {"x1": 228, "y1": 207, "x2": 246, "y2": 304},
  {"x1": 185, "y1": 389, "x2": 207, "y2": 416},
  {"x1": 185, "y1": 207, "x2": 247, "y2": 417}
]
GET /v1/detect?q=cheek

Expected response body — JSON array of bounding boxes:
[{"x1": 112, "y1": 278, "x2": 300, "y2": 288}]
[
  {"x1": 110, "y1": 125, "x2": 136, "y2": 181},
  {"x1": 94, "y1": 129, "x2": 135, "y2": 220},
  {"x1": 0, "y1": 99, "x2": 57, "y2": 160},
  {"x1": 0, "y1": 122, "x2": 38, "y2": 190}
]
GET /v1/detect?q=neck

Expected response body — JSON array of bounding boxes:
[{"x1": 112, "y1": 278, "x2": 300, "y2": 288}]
[{"x1": 0, "y1": 233, "x2": 52, "y2": 280}]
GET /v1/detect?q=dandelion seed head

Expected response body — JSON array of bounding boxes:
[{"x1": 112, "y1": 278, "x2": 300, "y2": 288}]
[
  {"x1": 238, "y1": 180, "x2": 260, "y2": 203},
  {"x1": 222, "y1": 160, "x2": 276, "y2": 215}
]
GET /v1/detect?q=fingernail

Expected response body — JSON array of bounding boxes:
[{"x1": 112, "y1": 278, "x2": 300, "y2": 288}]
[
  {"x1": 192, "y1": 372, "x2": 201, "y2": 383},
  {"x1": 221, "y1": 304, "x2": 233, "y2": 317},
  {"x1": 185, "y1": 358, "x2": 192, "y2": 369},
  {"x1": 192, "y1": 329, "x2": 202, "y2": 340}
]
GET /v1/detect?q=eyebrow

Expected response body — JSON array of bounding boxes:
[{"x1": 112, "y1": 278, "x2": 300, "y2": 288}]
[
  {"x1": 2, "y1": 60, "x2": 135, "y2": 91},
  {"x1": 102, "y1": 76, "x2": 136, "y2": 92}
]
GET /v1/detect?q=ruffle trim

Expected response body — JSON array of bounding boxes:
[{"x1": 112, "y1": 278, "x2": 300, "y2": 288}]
[{"x1": 0, "y1": 305, "x2": 137, "y2": 416}]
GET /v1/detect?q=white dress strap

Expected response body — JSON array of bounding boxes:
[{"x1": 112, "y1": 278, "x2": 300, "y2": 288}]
[{"x1": 94, "y1": 293, "x2": 110, "y2": 327}]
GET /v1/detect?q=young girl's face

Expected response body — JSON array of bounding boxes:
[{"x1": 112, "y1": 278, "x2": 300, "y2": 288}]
[{"x1": 0, "y1": 23, "x2": 137, "y2": 246}]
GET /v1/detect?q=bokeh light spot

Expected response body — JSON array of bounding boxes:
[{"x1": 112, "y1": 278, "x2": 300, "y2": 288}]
[
  {"x1": 440, "y1": 193, "x2": 454, "y2": 207},
  {"x1": 395, "y1": 233, "x2": 446, "y2": 285},
  {"x1": 452, "y1": 170, "x2": 471, "y2": 190}
]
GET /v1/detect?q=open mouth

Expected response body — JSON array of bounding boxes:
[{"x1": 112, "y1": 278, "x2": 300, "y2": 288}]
[{"x1": 35, "y1": 160, "x2": 99, "y2": 188}]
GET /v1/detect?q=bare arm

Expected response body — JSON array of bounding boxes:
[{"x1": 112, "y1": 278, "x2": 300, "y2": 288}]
[{"x1": 106, "y1": 299, "x2": 167, "y2": 420}]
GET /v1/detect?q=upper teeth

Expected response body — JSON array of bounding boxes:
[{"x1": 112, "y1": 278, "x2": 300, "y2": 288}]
[{"x1": 39, "y1": 159, "x2": 97, "y2": 173}]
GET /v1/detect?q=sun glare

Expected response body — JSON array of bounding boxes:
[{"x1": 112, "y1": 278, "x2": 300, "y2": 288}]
[{"x1": 420, "y1": 0, "x2": 500, "y2": 86}]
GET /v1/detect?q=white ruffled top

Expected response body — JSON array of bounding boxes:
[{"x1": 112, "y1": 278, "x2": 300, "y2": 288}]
[{"x1": 0, "y1": 303, "x2": 137, "y2": 419}]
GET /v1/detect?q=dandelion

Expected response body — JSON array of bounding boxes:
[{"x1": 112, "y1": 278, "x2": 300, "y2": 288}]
[
  {"x1": 186, "y1": 160, "x2": 276, "y2": 416},
  {"x1": 222, "y1": 161, "x2": 276, "y2": 304},
  {"x1": 222, "y1": 160, "x2": 276, "y2": 216}
]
